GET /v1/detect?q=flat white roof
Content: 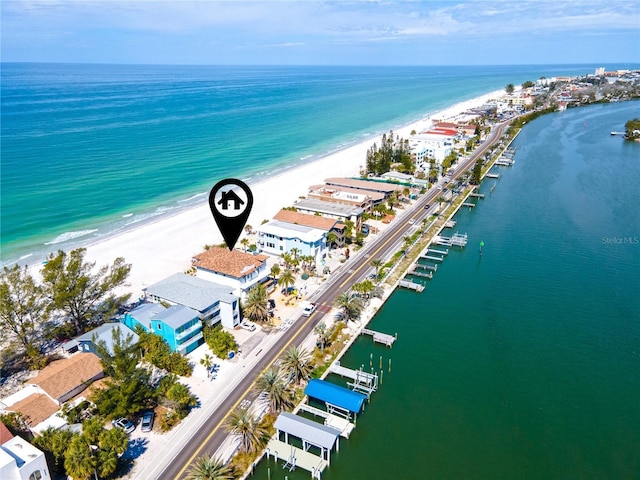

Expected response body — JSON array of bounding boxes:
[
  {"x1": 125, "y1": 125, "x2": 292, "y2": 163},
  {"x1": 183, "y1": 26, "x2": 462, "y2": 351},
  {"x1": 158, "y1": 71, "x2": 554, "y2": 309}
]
[{"x1": 258, "y1": 221, "x2": 326, "y2": 243}]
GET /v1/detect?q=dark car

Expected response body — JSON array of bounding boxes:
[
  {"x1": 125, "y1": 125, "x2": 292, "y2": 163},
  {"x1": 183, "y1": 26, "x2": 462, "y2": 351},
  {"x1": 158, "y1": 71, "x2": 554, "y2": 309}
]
[
  {"x1": 424, "y1": 204, "x2": 431, "y2": 209},
  {"x1": 141, "y1": 411, "x2": 154, "y2": 433}
]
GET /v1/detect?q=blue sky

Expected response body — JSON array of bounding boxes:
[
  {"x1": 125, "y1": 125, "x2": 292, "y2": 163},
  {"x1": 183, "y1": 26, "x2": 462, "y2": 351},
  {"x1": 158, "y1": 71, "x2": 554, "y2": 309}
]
[{"x1": 2, "y1": 1, "x2": 639, "y2": 65}]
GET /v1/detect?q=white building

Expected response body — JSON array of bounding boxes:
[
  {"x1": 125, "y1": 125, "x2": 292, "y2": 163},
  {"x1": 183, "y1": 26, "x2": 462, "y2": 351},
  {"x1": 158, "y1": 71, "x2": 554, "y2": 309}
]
[
  {"x1": 143, "y1": 273, "x2": 240, "y2": 329},
  {"x1": 257, "y1": 221, "x2": 327, "y2": 260},
  {"x1": 0, "y1": 423, "x2": 51, "y2": 480},
  {"x1": 192, "y1": 247, "x2": 270, "y2": 298}
]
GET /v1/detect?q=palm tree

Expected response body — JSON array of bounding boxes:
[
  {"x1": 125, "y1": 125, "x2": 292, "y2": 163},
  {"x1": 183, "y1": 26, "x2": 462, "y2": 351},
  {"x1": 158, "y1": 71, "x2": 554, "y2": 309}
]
[
  {"x1": 335, "y1": 291, "x2": 363, "y2": 322},
  {"x1": 280, "y1": 346, "x2": 313, "y2": 386},
  {"x1": 314, "y1": 322, "x2": 330, "y2": 352},
  {"x1": 240, "y1": 238, "x2": 250, "y2": 252},
  {"x1": 243, "y1": 283, "x2": 269, "y2": 323},
  {"x1": 278, "y1": 269, "x2": 295, "y2": 295},
  {"x1": 370, "y1": 258, "x2": 384, "y2": 277},
  {"x1": 270, "y1": 263, "x2": 281, "y2": 278},
  {"x1": 244, "y1": 224, "x2": 253, "y2": 235},
  {"x1": 64, "y1": 436, "x2": 96, "y2": 480},
  {"x1": 225, "y1": 407, "x2": 267, "y2": 454},
  {"x1": 186, "y1": 454, "x2": 235, "y2": 480},
  {"x1": 254, "y1": 367, "x2": 292, "y2": 414},
  {"x1": 326, "y1": 231, "x2": 338, "y2": 249},
  {"x1": 200, "y1": 353, "x2": 214, "y2": 379}
]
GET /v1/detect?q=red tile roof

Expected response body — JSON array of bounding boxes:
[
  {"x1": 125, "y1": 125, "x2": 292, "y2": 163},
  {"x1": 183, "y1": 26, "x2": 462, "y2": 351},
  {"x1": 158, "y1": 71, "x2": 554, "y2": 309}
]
[
  {"x1": 273, "y1": 209, "x2": 337, "y2": 231},
  {"x1": 192, "y1": 247, "x2": 268, "y2": 278},
  {"x1": 0, "y1": 422, "x2": 14, "y2": 444}
]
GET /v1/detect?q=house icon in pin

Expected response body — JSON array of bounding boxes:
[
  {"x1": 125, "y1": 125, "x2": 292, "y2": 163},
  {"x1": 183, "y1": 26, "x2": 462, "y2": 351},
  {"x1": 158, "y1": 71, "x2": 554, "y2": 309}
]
[{"x1": 218, "y1": 189, "x2": 244, "y2": 210}]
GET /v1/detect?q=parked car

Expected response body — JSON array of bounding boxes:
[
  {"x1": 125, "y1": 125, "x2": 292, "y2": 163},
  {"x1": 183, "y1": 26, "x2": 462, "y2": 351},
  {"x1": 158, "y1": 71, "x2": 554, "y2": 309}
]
[
  {"x1": 302, "y1": 303, "x2": 317, "y2": 317},
  {"x1": 240, "y1": 321, "x2": 256, "y2": 332},
  {"x1": 141, "y1": 411, "x2": 154, "y2": 433},
  {"x1": 112, "y1": 417, "x2": 135, "y2": 434}
]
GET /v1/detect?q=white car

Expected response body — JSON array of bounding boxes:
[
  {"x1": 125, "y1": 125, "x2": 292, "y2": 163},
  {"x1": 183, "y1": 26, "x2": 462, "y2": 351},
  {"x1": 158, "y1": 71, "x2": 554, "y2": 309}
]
[
  {"x1": 302, "y1": 303, "x2": 317, "y2": 316},
  {"x1": 240, "y1": 321, "x2": 256, "y2": 331},
  {"x1": 112, "y1": 417, "x2": 135, "y2": 434}
]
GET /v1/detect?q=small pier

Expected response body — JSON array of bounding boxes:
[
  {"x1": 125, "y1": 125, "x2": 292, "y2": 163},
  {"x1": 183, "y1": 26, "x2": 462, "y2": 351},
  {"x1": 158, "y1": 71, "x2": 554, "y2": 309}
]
[
  {"x1": 297, "y1": 403, "x2": 355, "y2": 438},
  {"x1": 611, "y1": 131, "x2": 626, "y2": 136},
  {"x1": 444, "y1": 219, "x2": 457, "y2": 228},
  {"x1": 361, "y1": 329, "x2": 397, "y2": 348},
  {"x1": 469, "y1": 192, "x2": 485, "y2": 198},
  {"x1": 266, "y1": 438, "x2": 327, "y2": 478},
  {"x1": 415, "y1": 262, "x2": 437, "y2": 272},
  {"x1": 462, "y1": 202, "x2": 476, "y2": 207},
  {"x1": 451, "y1": 232, "x2": 468, "y2": 246},
  {"x1": 486, "y1": 172, "x2": 500, "y2": 179},
  {"x1": 408, "y1": 266, "x2": 432, "y2": 279},
  {"x1": 427, "y1": 248, "x2": 448, "y2": 256},
  {"x1": 495, "y1": 158, "x2": 515, "y2": 166},
  {"x1": 329, "y1": 361, "x2": 379, "y2": 388},
  {"x1": 421, "y1": 254, "x2": 443, "y2": 262},
  {"x1": 398, "y1": 279, "x2": 425, "y2": 292}
]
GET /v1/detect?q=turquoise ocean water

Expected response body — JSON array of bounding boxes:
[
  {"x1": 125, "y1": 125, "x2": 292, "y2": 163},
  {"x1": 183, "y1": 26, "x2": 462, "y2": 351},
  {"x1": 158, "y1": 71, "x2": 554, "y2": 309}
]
[
  {"x1": 251, "y1": 101, "x2": 640, "y2": 479},
  {"x1": 3, "y1": 65, "x2": 639, "y2": 478},
  {"x1": 0, "y1": 63, "x2": 626, "y2": 263}
]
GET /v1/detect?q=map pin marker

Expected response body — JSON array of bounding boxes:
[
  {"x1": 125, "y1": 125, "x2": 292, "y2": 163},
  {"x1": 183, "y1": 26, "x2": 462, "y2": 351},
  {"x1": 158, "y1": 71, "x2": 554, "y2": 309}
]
[{"x1": 208, "y1": 179, "x2": 253, "y2": 251}]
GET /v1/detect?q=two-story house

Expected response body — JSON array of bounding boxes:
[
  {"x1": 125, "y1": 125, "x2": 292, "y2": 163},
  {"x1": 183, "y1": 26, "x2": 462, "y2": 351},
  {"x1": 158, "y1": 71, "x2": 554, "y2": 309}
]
[{"x1": 191, "y1": 248, "x2": 269, "y2": 298}]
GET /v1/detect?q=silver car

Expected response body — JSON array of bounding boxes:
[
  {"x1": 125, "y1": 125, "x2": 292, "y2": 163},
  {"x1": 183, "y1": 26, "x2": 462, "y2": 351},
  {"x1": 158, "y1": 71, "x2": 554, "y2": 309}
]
[{"x1": 141, "y1": 411, "x2": 154, "y2": 433}]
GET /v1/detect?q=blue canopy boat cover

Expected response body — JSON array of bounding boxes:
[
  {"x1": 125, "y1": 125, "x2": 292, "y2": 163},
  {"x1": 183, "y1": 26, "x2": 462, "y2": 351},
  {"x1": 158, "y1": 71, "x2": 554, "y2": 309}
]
[{"x1": 304, "y1": 379, "x2": 366, "y2": 413}]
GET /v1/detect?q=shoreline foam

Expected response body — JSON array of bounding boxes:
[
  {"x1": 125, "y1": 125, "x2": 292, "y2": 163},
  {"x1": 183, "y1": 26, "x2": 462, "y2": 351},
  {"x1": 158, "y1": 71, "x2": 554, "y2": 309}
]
[{"x1": 19, "y1": 89, "x2": 503, "y2": 295}]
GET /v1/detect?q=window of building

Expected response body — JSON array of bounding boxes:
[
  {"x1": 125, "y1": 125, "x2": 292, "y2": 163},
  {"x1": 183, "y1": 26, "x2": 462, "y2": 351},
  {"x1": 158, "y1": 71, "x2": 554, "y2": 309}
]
[{"x1": 29, "y1": 471, "x2": 43, "y2": 480}]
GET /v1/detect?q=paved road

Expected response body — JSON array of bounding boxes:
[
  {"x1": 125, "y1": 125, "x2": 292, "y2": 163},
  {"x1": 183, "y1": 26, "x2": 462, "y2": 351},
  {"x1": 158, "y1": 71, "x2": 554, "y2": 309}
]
[{"x1": 160, "y1": 120, "x2": 510, "y2": 480}]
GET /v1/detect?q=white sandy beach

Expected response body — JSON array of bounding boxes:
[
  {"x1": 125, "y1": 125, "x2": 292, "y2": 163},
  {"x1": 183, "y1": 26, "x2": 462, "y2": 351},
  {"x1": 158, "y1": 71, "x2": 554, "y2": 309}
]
[{"x1": 81, "y1": 90, "x2": 502, "y2": 297}]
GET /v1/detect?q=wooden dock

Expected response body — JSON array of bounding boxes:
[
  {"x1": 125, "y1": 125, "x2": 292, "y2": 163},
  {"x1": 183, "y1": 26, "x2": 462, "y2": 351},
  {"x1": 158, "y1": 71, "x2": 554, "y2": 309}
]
[
  {"x1": 421, "y1": 254, "x2": 443, "y2": 262},
  {"x1": 266, "y1": 438, "x2": 326, "y2": 478},
  {"x1": 469, "y1": 192, "x2": 485, "y2": 198},
  {"x1": 427, "y1": 248, "x2": 448, "y2": 255},
  {"x1": 486, "y1": 173, "x2": 500, "y2": 179},
  {"x1": 444, "y1": 219, "x2": 457, "y2": 228},
  {"x1": 362, "y1": 328, "x2": 397, "y2": 347},
  {"x1": 329, "y1": 361, "x2": 378, "y2": 387},
  {"x1": 462, "y1": 202, "x2": 476, "y2": 207}
]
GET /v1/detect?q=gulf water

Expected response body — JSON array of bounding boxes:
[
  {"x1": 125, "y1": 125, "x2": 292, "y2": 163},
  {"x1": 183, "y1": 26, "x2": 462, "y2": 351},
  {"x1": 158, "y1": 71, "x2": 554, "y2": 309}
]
[
  {"x1": 0, "y1": 63, "x2": 623, "y2": 263},
  {"x1": 251, "y1": 102, "x2": 640, "y2": 479}
]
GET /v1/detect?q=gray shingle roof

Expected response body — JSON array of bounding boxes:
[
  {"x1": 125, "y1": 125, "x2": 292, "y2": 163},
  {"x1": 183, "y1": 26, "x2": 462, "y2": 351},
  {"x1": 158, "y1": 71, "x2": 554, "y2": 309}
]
[
  {"x1": 153, "y1": 305, "x2": 199, "y2": 329},
  {"x1": 128, "y1": 303, "x2": 167, "y2": 330},
  {"x1": 144, "y1": 273, "x2": 237, "y2": 313},
  {"x1": 76, "y1": 322, "x2": 140, "y2": 354}
]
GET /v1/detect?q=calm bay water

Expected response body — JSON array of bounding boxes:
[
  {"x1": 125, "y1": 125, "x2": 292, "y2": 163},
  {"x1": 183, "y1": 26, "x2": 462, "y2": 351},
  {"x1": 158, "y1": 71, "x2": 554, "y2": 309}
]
[
  {"x1": 0, "y1": 63, "x2": 621, "y2": 263},
  {"x1": 251, "y1": 101, "x2": 640, "y2": 479}
]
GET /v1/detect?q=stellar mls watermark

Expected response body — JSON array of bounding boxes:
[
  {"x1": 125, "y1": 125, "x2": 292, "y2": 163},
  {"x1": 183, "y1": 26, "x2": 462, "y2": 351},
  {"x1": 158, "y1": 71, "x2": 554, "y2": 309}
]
[{"x1": 602, "y1": 236, "x2": 639, "y2": 245}]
